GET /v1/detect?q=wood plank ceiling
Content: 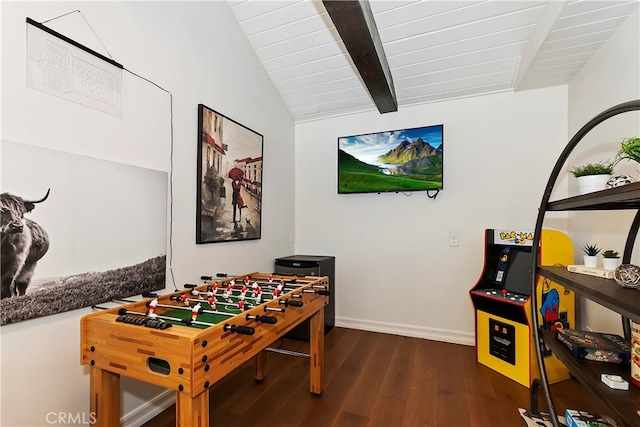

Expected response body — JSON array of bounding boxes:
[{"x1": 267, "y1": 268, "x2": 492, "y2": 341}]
[{"x1": 228, "y1": 1, "x2": 639, "y2": 122}]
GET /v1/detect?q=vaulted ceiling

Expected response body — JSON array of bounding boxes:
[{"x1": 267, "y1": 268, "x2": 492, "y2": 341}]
[{"x1": 228, "y1": 0, "x2": 639, "y2": 122}]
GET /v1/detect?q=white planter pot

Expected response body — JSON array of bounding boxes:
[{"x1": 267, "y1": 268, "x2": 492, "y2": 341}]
[
  {"x1": 583, "y1": 255, "x2": 599, "y2": 268},
  {"x1": 577, "y1": 174, "x2": 611, "y2": 195},
  {"x1": 602, "y1": 257, "x2": 620, "y2": 271}
]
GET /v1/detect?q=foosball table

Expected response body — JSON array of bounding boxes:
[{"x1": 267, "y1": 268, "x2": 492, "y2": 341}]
[{"x1": 80, "y1": 272, "x2": 330, "y2": 426}]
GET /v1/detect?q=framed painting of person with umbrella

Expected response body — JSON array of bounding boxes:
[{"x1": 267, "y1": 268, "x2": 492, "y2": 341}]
[{"x1": 196, "y1": 104, "x2": 263, "y2": 243}]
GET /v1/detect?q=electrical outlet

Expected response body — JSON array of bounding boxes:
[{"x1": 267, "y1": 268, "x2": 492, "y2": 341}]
[{"x1": 449, "y1": 232, "x2": 459, "y2": 247}]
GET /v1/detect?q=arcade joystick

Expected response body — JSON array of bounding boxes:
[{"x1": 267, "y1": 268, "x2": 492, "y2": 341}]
[{"x1": 501, "y1": 289, "x2": 508, "y2": 298}]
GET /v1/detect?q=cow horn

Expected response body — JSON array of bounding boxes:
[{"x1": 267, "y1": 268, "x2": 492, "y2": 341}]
[
  {"x1": 28, "y1": 188, "x2": 50, "y2": 204},
  {"x1": 24, "y1": 188, "x2": 50, "y2": 212}
]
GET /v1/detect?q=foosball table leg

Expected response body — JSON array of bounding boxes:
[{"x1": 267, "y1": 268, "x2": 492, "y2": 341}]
[
  {"x1": 253, "y1": 350, "x2": 268, "y2": 381},
  {"x1": 310, "y1": 308, "x2": 324, "y2": 395},
  {"x1": 90, "y1": 366, "x2": 120, "y2": 427},
  {"x1": 176, "y1": 389, "x2": 209, "y2": 427}
]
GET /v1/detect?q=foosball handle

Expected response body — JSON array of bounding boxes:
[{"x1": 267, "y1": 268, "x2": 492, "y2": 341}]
[
  {"x1": 224, "y1": 324, "x2": 255, "y2": 335},
  {"x1": 280, "y1": 299, "x2": 303, "y2": 308},
  {"x1": 316, "y1": 290, "x2": 331, "y2": 296},
  {"x1": 255, "y1": 315, "x2": 277, "y2": 324},
  {"x1": 201, "y1": 275, "x2": 213, "y2": 280},
  {"x1": 184, "y1": 284, "x2": 197, "y2": 289},
  {"x1": 216, "y1": 273, "x2": 230, "y2": 277},
  {"x1": 142, "y1": 292, "x2": 158, "y2": 298}
]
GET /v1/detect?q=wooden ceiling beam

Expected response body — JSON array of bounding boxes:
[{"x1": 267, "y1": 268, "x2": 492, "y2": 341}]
[{"x1": 322, "y1": 0, "x2": 397, "y2": 114}]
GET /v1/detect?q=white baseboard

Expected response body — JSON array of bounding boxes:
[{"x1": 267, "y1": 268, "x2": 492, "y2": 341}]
[
  {"x1": 335, "y1": 317, "x2": 475, "y2": 346},
  {"x1": 121, "y1": 389, "x2": 175, "y2": 427}
]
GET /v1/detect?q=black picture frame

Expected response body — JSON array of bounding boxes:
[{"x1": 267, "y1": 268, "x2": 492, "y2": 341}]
[{"x1": 196, "y1": 104, "x2": 263, "y2": 244}]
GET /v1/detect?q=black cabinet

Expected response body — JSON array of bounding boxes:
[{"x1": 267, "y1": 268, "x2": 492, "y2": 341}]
[{"x1": 275, "y1": 255, "x2": 335, "y2": 340}]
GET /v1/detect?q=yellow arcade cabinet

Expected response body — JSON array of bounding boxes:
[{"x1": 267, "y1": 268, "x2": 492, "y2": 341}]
[{"x1": 469, "y1": 229, "x2": 575, "y2": 387}]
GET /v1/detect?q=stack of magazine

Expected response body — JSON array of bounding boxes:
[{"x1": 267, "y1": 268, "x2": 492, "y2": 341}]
[{"x1": 555, "y1": 329, "x2": 630, "y2": 364}]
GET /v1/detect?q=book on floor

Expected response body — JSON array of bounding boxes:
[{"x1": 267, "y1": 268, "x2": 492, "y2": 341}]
[{"x1": 564, "y1": 409, "x2": 618, "y2": 427}]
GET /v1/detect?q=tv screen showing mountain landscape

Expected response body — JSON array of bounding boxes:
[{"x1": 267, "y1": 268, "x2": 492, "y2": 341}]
[{"x1": 338, "y1": 124, "x2": 443, "y2": 194}]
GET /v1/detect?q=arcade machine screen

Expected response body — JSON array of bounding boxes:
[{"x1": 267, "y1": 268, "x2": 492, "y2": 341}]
[{"x1": 502, "y1": 249, "x2": 532, "y2": 298}]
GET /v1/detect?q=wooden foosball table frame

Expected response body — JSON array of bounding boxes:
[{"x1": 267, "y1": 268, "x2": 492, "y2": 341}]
[{"x1": 80, "y1": 272, "x2": 329, "y2": 426}]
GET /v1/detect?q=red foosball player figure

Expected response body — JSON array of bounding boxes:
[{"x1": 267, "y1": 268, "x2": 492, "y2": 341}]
[
  {"x1": 238, "y1": 300, "x2": 246, "y2": 310},
  {"x1": 207, "y1": 282, "x2": 219, "y2": 298},
  {"x1": 207, "y1": 296, "x2": 216, "y2": 306},
  {"x1": 268, "y1": 274, "x2": 274, "y2": 283},
  {"x1": 244, "y1": 276, "x2": 251, "y2": 286},
  {"x1": 148, "y1": 297, "x2": 159, "y2": 318},
  {"x1": 273, "y1": 280, "x2": 284, "y2": 298},
  {"x1": 191, "y1": 302, "x2": 201, "y2": 321},
  {"x1": 223, "y1": 283, "x2": 234, "y2": 301},
  {"x1": 177, "y1": 294, "x2": 190, "y2": 306}
]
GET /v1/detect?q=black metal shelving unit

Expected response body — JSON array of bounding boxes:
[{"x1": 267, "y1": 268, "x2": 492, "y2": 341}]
[{"x1": 530, "y1": 100, "x2": 640, "y2": 427}]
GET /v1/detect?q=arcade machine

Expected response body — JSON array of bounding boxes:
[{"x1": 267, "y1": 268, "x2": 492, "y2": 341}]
[{"x1": 470, "y1": 229, "x2": 575, "y2": 388}]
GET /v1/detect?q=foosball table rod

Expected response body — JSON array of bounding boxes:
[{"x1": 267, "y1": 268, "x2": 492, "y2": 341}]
[{"x1": 115, "y1": 308, "x2": 256, "y2": 334}]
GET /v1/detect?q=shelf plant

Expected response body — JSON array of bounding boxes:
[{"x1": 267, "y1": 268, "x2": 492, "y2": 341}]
[
  {"x1": 615, "y1": 136, "x2": 640, "y2": 164},
  {"x1": 569, "y1": 161, "x2": 614, "y2": 195},
  {"x1": 602, "y1": 249, "x2": 621, "y2": 271},
  {"x1": 582, "y1": 244, "x2": 600, "y2": 268},
  {"x1": 582, "y1": 244, "x2": 601, "y2": 256},
  {"x1": 569, "y1": 161, "x2": 614, "y2": 177}
]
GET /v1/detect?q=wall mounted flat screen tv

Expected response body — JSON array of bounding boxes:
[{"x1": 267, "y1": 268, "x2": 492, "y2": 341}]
[{"x1": 338, "y1": 124, "x2": 443, "y2": 194}]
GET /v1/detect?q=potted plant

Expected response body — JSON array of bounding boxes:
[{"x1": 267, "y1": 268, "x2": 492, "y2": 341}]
[
  {"x1": 602, "y1": 249, "x2": 621, "y2": 271},
  {"x1": 582, "y1": 244, "x2": 600, "y2": 268},
  {"x1": 615, "y1": 136, "x2": 640, "y2": 178},
  {"x1": 569, "y1": 161, "x2": 615, "y2": 195}
]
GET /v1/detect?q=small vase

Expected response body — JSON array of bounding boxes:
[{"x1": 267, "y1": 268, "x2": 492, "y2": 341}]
[
  {"x1": 602, "y1": 257, "x2": 620, "y2": 271},
  {"x1": 583, "y1": 255, "x2": 598, "y2": 268},
  {"x1": 577, "y1": 174, "x2": 610, "y2": 195}
]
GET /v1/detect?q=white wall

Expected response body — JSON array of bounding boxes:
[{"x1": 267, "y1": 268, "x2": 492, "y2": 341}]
[
  {"x1": 295, "y1": 88, "x2": 568, "y2": 343},
  {"x1": 566, "y1": 9, "x2": 640, "y2": 334},
  {"x1": 1, "y1": 2, "x2": 295, "y2": 426},
  {"x1": 2, "y1": 2, "x2": 638, "y2": 426}
]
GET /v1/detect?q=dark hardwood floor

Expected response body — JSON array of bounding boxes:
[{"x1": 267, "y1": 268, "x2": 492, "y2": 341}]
[{"x1": 142, "y1": 327, "x2": 604, "y2": 427}]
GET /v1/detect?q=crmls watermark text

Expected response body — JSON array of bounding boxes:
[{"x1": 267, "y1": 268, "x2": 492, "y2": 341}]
[{"x1": 46, "y1": 412, "x2": 97, "y2": 425}]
